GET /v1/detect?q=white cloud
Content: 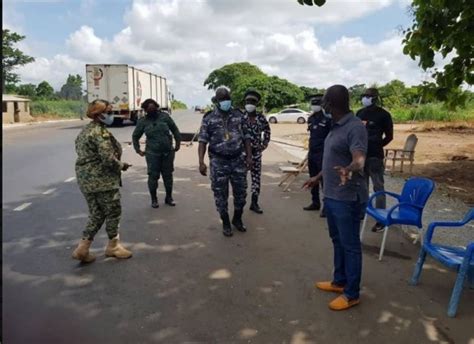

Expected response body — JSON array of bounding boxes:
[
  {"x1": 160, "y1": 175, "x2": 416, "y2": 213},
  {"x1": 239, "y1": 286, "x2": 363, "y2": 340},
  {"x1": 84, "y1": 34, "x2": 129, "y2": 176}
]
[{"x1": 13, "y1": 0, "x2": 426, "y2": 106}]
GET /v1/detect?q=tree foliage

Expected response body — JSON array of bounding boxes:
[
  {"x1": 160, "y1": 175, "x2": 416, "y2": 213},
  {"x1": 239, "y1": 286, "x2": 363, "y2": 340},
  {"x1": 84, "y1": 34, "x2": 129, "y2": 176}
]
[
  {"x1": 203, "y1": 62, "x2": 266, "y2": 91},
  {"x1": 297, "y1": 0, "x2": 474, "y2": 108},
  {"x1": 171, "y1": 99, "x2": 187, "y2": 110},
  {"x1": 36, "y1": 81, "x2": 55, "y2": 99},
  {"x1": 2, "y1": 29, "x2": 35, "y2": 93},
  {"x1": 205, "y1": 63, "x2": 305, "y2": 112},
  {"x1": 17, "y1": 83, "x2": 37, "y2": 98},
  {"x1": 59, "y1": 74, "x2": 84, "y2": 100}
]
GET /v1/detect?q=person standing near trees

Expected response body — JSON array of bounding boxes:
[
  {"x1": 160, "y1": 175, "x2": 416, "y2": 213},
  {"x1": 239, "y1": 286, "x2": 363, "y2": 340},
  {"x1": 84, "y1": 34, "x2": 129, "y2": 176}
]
[
  {"x1": 132, "y1": 98, "x2": 181, "y2": 208},
  {"x1": 303, "y1": 94, "x2": 331, "y2": 217},
  {"x1": 243, "y1": 90, "x2": 271, "y2": 214},
  {"x1": 356, "y1": 88, "x2": 393, "y2": 232},
  {"x1": 72, "y1": 99, "x2": 133, "y2": 263},
  {"x1": 198, "y1": 87, "x2": 253, "y2": 237}
]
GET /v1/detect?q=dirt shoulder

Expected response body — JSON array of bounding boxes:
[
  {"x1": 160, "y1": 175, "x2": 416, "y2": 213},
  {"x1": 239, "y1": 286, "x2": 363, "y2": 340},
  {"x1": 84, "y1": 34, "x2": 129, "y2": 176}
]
[{"x1": 270, "y1": 122, "x2": 474, "y2": 206}]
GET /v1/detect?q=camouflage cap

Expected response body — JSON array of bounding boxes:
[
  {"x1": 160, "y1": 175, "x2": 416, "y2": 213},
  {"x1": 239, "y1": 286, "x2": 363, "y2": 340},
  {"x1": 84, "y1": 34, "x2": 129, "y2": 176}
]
[{"x1": 87, "y1": 100, "x2": 108, "y2": 119}]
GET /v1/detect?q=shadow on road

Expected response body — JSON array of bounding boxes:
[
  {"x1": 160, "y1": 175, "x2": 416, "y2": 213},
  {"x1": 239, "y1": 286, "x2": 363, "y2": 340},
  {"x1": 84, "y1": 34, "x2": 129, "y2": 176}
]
[{"x1": 3, "y1": 163, "x2": 472, "y2": 343}]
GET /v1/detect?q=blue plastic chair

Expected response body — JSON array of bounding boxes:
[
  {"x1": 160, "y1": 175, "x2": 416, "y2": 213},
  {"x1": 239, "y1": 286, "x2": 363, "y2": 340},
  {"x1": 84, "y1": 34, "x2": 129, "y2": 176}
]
[
  {"x1": 360, "y1": 177, "x2": 435, "y2": 261},
  {"x1": 410, "y1": 209, "x2": 474, "y2": 317}
]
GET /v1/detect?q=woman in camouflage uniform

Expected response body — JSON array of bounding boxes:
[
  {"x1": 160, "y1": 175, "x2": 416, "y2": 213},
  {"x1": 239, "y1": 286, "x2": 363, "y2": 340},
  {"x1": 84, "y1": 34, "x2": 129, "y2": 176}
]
[{"x1": 72, "y1": 99, "x2": 133, "y2": 263}]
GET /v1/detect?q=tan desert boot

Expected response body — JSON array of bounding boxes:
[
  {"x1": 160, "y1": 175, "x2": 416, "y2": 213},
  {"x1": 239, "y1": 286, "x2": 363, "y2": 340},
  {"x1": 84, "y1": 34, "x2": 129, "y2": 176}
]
[
  {"x1": 105, "y1": 235, "x2": 132, "y2": 259},
  {"x1": 72, "y1": 238, "x2": 96, "y2": 263}
]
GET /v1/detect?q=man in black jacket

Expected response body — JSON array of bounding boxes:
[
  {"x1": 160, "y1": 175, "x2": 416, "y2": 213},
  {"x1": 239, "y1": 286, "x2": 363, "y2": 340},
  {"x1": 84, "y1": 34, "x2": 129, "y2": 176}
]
[{"x1": 356, "y1": 88, "x2": 393, "y2": 232}]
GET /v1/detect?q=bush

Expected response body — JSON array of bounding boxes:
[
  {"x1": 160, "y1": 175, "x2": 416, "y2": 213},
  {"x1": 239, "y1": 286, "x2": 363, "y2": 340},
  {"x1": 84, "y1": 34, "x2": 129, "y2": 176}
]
[{"x1": 30, "y1": 100, "x2": 87, "y2": 118}]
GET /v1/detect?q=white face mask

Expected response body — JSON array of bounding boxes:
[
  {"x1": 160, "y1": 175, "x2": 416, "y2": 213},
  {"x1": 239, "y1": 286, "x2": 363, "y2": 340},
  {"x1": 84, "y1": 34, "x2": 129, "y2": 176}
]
[
  {"x1": 245, "y1": 104, "x2": 256, "y2": 113},
  {"x1": 99, "y1": 113, "x2": 114, "y2": 126},
  {"x1": 361, "y1": 96, "x2": 373, "y2": 107},
  {"x1": 310, "y1": 105, "x2": 322, "y2": 113}
]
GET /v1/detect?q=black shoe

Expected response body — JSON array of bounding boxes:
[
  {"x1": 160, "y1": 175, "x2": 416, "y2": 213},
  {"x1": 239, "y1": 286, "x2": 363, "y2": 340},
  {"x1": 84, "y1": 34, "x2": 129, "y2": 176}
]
[
  {"x1": 165, "y1": 196, "x2": 176, "y2": 206},
  {"x1": 221, "y1": 212, "x2": 233, "y2": 237},
  {"x1": 303, "y1": 203, "x2": 321, "y2": 211},
  {"x1": 232, "y1": 209, "x2": 247, "y2": 232},
  {"x1": 320, "y1": 208, "x2": 326, "y2": 218},
  {"x1": 151, "y1": 195, "x2": 159, "y2": 208},
  {"x1": 371, "y1": 223, "x2": 385, "y2": 233},
  {"x1": 250, "y1": 194, "x2": 263, "y2": 214}
]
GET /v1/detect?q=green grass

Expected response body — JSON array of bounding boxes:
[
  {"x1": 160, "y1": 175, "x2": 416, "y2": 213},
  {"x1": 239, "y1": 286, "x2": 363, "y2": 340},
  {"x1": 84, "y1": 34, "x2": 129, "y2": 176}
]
[
  {"x1": 389, "y1": 103, "x2": 474, "y2": 123},
  {"x1": 30, "y1": 100, "x2": 87, "y2": 118}
]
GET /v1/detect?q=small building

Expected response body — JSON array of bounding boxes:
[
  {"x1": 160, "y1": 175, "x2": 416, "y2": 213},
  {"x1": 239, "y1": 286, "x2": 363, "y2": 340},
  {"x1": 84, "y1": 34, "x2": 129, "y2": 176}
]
[{"x1": 2, "y1": 95, "x2": 33, "y2": 124}]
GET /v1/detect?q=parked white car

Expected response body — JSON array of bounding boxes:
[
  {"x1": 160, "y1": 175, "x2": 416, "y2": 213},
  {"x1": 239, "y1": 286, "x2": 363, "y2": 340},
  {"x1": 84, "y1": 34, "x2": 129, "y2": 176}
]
[{"x1": 266, "y1": 108, "x2": 309, "y2": 124}]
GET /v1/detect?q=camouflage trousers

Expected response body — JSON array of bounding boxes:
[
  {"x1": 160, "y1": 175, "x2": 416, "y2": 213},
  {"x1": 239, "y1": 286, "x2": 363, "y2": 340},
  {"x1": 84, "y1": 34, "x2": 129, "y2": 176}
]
[
  {"x1": 250, "y1": 153, "x2": 262, "y2": 196},
  {"x1": 146, "y1": 151, "x2": 175, "y2": 197},
  {"x1": 82, "y1": 189, "x2": 121, "y2": 240},
  {"x1": 210, "y1": 157, "x2": 248, "y2": 215}
]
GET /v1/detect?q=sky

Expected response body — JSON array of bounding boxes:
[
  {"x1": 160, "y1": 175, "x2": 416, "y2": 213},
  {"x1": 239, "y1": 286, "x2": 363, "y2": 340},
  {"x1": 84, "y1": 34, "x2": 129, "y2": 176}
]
[{"x1": 4, "y1": 0, "x2": 432, "y2": 106}]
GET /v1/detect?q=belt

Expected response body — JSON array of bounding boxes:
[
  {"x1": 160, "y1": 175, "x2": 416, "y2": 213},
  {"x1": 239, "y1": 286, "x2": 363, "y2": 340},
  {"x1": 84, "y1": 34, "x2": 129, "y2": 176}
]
[{"x1": 209, "y1": 148, "x2": 242, "y2": 160}]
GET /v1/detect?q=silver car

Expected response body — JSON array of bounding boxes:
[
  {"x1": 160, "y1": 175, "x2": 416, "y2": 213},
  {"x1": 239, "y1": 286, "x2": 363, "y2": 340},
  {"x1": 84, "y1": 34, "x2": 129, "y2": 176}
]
[{"x1": 266, "y1": 108, "x2": 309, "y2": 124}]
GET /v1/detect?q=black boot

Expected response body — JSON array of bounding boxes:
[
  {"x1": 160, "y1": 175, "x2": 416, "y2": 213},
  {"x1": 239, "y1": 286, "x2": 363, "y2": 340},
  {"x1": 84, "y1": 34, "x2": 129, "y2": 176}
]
[
  {"x1": 165, "y1": 194, "x2": 176, "y2": 206},
  {"x1": 303, "y1": 203, "x2": 321, "y2": 211},
  {"x1": 151, "y1": 193, "x2": 159, "y2": 209},
  {"x1": 220, "y1": 212, "x2": 233, "y2": 237},
  {"x1": 249, "y1": 194, "x2": 263, "y2": 214},
  {"x1": 232, "y1": 209, "x2": 247, "y2": 232}
]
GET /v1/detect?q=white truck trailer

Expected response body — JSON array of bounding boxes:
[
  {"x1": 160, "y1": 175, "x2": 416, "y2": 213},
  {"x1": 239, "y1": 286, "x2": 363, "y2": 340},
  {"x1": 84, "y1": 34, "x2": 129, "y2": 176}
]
[{"x1": 86, "y1": 64, "x2": 171, "y2": 125}]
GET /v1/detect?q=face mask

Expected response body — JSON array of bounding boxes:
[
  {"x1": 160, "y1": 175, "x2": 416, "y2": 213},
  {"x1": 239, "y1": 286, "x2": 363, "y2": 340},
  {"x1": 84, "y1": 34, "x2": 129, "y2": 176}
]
[
  {"x1": 361, "y1": 96, "x2": 373, "y2": 107},
  {"x1": 219, "y1": 100, "x2": 232, "y2": 112},
  {"x1": 310, "y1": 105, "x2": 322, "y2": 113},
  {"x1": 99, "y1": 113, "x2": 114, "y2": 126},
  {"x1": 322, "y1": 108, "x2": 332, "y2": 119},
  {"x1": 245, "y1": 104, "x2": 256, "y2": 113}
]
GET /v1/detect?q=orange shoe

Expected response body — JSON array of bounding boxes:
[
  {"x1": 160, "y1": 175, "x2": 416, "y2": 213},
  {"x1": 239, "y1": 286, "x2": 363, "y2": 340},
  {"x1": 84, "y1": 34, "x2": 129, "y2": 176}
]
[
  {"x1": 314, "y1": 281, "x2": 344, "y2": 293},
  {"x1": 328, "y1": 295, "x2": 360, "y2": 311}
]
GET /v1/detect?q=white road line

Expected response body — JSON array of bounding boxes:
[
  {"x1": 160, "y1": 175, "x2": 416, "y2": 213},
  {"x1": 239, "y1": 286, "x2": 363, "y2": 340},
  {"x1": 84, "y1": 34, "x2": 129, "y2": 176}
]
[
  {"x1": 14, "y1": 203, "x2": 32, "y2": 211},
  {"x1": 42, "y1": 188, "x2": 56, "y2": 195},
  {"x1": 64, "y1": 177, "x2": 76, "y2": 183}
]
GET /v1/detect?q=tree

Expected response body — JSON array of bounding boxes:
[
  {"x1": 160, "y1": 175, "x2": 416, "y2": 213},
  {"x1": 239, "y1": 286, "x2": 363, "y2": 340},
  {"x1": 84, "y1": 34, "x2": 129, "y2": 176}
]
[
  {"x1": 2, "y1": 29, "x2": 35, "y2": 93},
  {"x1": 300, "y1": 86, "x2": 325, "y2": 100},
  {"x1": 204, "y1": 62, "x2": 266, "y2": 91},
  {"x1": 36, "y1": 81, "x2": 55, "y2": 99},
  {"x1": 297, "y1": 0, "x2": 474, "y2": 108},
  {"x1": 402, "y1": 0, "x2": 473, "y2": 106},
  {"x1": 171, "y1": 99, "x2": 187, "y2": 110},
  {"x1": 17, "y1": 83, "x2": 37, "y2": 98},
  {"x1": 59, "y1": 74, "x2": 84, "y2": 100}
]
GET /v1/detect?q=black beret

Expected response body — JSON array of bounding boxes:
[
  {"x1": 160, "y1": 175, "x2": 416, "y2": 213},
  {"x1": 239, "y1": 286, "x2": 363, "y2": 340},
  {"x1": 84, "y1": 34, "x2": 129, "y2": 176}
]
[{"x1": 244, "y1": 90, "x2": 261, "y2": 102}]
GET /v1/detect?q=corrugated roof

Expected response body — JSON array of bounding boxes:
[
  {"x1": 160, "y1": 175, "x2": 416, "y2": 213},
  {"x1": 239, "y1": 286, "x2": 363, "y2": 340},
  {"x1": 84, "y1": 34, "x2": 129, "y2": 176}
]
[{"x1": 2, "y1": 95, "x2": 31, "y2": 102}]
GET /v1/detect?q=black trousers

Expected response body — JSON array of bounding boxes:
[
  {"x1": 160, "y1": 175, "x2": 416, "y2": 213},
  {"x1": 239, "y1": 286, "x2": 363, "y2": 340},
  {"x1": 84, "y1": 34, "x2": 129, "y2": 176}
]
[{"x1": 308, "y1": 151, "x2": 323, "y2": 205}]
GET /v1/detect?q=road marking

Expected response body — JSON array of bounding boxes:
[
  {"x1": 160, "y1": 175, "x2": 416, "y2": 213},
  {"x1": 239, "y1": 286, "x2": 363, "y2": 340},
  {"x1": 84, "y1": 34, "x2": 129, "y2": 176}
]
[
  {"x1": 64, "y1": 177, "x2": 76, "y2": 183},
  {"x1": 42, "y1": 188, "x2": 56, "y2": 195},
  {"x1": 14, "y1": 203, "x2": 32, "y2": 211}
]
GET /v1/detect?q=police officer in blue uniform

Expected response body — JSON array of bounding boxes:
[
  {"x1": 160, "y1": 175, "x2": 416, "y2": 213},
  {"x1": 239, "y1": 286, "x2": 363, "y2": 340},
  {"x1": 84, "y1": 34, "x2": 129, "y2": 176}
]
[
  {"x1": 304, "y1": 94, "x2": 332, "y2": 216},
  {"x1": 198, "y1": 87, "x2": 253, "y2": 237}
]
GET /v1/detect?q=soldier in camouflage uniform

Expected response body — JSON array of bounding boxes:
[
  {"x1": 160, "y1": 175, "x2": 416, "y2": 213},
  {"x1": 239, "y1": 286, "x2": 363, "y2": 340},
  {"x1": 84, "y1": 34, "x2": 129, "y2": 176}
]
[
  {"x1": 132, "y1": 99, "x2": 181, "y2": 208},
  {"x1": 72, "y1": 99, "x2": 133, "y2": 263},
  {"x1": 198, "y1": 87, "x2": 253, "y2": 237},
  {"x1": 242, "y1": 90, "x2": 271, "y2": 214}
]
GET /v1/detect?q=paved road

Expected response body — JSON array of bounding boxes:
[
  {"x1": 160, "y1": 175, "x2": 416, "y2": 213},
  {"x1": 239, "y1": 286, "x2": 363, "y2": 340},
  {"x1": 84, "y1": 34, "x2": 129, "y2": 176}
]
[
  {"x1": 3, "y1": 110, "x2": 201, "y2": 205},
  {"x1": 2, "y1": 114, "x2": 473, "y2": 343}
]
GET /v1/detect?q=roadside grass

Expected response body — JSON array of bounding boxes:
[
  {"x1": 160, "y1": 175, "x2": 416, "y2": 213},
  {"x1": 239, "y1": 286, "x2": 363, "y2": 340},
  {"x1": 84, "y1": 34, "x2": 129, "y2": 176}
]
[{"x1": 30, "y1": 100, "x2": 86, "y2": 119}]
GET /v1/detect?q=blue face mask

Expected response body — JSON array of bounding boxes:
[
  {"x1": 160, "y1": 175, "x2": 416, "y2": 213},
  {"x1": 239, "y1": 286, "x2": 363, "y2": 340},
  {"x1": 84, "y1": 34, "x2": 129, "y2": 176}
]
[
  {"x1": 99, "y1": 113, "x2": 114, "y2": 126},
  {"x1": 219, "y1": 100, "x2": 232, "y2": 112},
  {"x1": 322, "y1": 108, "x2": 332, "y2": 119}
]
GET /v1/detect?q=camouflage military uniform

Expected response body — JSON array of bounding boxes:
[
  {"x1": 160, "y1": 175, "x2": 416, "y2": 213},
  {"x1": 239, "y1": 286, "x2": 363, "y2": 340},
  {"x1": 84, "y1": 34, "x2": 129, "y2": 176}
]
[
  {"x1": 244, "y1": 111, "x2": 271, "y2": 197},
  {"x1": 199, "y1": 108, "x2": 251, "y2": 214},
  {"x1": 132, "y1": 111, "x2": 181, "y2": 199},
  {"x1": 75, "y1": 122, "x2": 124, "y2": 240}
]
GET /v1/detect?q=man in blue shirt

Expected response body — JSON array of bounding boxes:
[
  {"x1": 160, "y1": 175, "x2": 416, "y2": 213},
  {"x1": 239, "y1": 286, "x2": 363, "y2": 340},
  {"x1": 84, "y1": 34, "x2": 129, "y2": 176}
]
[{"x1": 304, "y1": 85, "x2": 368, "y2": 311}]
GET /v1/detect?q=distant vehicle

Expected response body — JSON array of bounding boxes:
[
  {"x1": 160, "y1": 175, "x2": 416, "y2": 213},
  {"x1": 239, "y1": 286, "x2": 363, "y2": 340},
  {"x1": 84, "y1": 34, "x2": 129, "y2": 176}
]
[
  {"x1": 86, "y1": 64, "x2": 171, "y2": 126},
  {"x1": 266, "y1": 108, "x2": 309, "y2": 124},
  {"x1": 194, "y1": 106, "x2": 202, "y2": 112}
]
